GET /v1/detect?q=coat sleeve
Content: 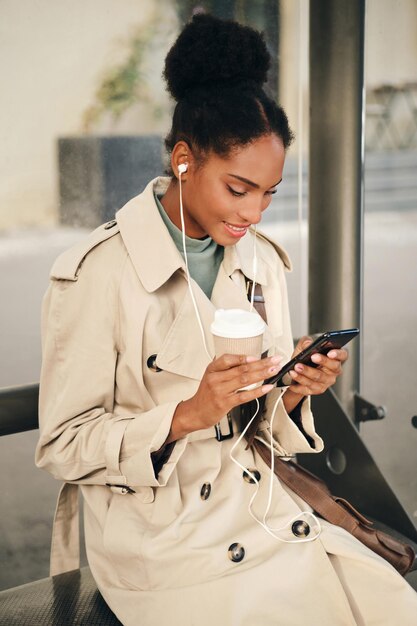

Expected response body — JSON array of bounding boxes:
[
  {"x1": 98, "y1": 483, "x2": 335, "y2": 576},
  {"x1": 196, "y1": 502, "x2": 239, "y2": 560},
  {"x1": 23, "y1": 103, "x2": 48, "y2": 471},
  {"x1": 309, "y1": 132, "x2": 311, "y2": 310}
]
[
  {"x1": 261, "y1": 242, "x2": 324, "y2": 455},
  {"x1": 35, "y1": 248, "x2": 188, "y2": 490}
]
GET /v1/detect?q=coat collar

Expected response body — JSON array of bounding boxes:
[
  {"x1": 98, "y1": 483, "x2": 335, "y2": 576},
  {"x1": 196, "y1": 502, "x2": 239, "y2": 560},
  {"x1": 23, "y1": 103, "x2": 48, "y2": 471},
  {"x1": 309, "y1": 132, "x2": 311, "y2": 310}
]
[
  {"x1": 116, "y1": 177, "x2": 268, "y2": 293},
  {"x1": 116, "y1": 178, "x2": 183, "y2": 293}
]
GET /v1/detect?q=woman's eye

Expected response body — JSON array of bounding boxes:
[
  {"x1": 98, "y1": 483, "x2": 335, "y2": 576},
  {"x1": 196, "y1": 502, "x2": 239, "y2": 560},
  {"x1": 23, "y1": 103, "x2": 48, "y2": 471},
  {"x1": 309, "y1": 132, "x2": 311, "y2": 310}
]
[
  {"x1": 266, "y1": 189, "x2": 277, "y2": 196},
  {"x1": 227, "y1": 185, "x2": 247, "y2": 197}
]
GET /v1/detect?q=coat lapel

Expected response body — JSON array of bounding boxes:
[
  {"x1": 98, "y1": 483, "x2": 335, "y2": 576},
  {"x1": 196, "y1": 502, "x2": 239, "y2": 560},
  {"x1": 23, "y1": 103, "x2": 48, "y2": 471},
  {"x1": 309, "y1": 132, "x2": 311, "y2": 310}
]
[
  {"x1": 156, "y1": 264, "x2": 273, "y2": 382},
  {"x1": 155, "y1": 276, "x2": 216, "y2": 381}
]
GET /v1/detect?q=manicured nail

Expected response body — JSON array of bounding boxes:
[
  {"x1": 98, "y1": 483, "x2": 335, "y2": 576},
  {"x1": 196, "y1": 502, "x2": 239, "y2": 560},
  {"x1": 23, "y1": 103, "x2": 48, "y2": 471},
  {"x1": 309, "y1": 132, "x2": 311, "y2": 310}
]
[
  {"x1": 262, "y1": 384, "x2": 274, "y2": 393},
  {"x1": 295, "y1": 364, "x2": 304, "y2": 372},
  {"x1": 327, "y1": 350, "x2": 338, "y2": 358},
  {"x1": 311, "y1": 353, "x2": 322, "y2": 363}
]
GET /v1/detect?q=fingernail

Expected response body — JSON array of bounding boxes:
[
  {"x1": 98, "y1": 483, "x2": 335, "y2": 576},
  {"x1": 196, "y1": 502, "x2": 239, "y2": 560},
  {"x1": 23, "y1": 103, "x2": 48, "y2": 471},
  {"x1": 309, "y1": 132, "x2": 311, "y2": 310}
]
[
  {"x1": 295, "y1": 364, "x2": 304, "y2": 372},
  {"x1": 271, "y1": 356, "x2": 282, "y2": 364},
  {"x1": 311, "y1": 354, "x2": 321, "y2": 363},
  {"x1": 269, "y1": 366, "x2": 280, "y2": 374},
  {"x1": 246, "y1": 356, "x2": 259, "y2": 362},
  {"x1": 328, "y1": 351, "x2": 337, "y2": 358},
  {"x1": 262, "y1": 384, "x2": 274, "y2": 393}
]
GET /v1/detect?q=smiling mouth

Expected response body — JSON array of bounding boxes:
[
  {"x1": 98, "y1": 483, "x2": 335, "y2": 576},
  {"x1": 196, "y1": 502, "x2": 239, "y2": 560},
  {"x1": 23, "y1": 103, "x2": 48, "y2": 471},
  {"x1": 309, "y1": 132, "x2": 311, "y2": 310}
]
[{"x1": 223, "y1": 221, "x2": 250, "y2": 233}]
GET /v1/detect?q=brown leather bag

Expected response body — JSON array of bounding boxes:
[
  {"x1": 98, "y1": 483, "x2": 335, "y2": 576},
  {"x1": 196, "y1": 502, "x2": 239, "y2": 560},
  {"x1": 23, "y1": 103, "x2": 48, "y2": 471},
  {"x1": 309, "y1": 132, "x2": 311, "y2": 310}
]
[
  {"x1": 245, "y1": 280, "x2": 415, "y2": 576},
  {"x1": 252, "y1": 439, "x2": 415, "y2": 576}
]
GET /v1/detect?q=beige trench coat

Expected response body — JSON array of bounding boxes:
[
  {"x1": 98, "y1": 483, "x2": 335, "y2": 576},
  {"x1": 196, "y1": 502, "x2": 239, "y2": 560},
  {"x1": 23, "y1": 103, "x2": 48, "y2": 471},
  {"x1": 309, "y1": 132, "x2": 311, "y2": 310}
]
[{"x1": 36, "y1": 178, "x2": 417, "y2": 626}]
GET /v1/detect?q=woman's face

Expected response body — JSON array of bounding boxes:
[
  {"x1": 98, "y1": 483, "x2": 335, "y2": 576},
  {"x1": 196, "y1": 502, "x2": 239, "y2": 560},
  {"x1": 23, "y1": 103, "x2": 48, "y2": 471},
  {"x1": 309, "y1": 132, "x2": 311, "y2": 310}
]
[{"x1": 180, "y1": 134, "x2": 285, "y2": 245}]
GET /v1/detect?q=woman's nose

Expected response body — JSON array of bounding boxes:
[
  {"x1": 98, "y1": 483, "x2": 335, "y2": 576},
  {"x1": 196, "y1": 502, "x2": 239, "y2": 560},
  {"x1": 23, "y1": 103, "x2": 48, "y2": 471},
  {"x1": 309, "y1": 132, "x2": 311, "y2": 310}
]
[{"x1": 237, "y1": 199, "x2": 266, "y2": 225}]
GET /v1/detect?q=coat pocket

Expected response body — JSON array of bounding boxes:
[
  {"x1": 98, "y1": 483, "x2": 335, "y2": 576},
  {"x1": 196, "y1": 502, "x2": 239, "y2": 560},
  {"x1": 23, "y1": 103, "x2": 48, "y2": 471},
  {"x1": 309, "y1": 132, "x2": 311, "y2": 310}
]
[{"x1": 102, "y1": 491, "x2": 153, "y2": 590}]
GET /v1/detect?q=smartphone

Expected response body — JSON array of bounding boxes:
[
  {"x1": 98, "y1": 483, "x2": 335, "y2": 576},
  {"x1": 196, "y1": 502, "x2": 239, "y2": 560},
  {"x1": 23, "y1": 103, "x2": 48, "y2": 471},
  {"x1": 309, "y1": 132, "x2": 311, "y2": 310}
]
[{"x1": 265, "y1": 328, "x2": 360, "y2": 387}]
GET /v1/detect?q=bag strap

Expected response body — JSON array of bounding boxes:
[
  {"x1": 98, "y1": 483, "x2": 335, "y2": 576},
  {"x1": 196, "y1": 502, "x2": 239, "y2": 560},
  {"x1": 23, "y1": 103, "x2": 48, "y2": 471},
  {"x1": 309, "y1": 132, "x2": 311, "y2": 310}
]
[
  {"x1": 243, "y1": 280, "x2": 268, "y2": 447},
  {"x1": 246, "y1": 279, "x2": 267, "y2": 324},
  {"x1": 253, "y1": 439, "x2": 366, "y2": 532}
]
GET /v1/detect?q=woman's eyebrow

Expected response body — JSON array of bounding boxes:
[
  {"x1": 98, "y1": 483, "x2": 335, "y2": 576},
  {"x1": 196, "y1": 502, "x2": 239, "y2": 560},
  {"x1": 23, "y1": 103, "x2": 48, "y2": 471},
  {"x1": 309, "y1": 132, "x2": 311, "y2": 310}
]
[{"x1": 227, "y1": 174, "x2": 283, "y2": 189}]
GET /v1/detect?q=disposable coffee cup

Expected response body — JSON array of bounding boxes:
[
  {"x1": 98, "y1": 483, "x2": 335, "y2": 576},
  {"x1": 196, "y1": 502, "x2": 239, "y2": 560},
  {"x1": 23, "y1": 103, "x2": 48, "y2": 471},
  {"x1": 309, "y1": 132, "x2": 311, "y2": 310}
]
[{"x1": 211, "y1": 308, "x2": 266, "y2": 390}]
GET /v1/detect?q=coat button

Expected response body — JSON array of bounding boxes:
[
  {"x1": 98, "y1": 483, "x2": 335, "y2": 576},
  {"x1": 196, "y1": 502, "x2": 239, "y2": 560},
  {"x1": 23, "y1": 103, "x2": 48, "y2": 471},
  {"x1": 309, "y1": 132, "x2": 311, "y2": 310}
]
[
  {"x1": 228, "y1": 543, "x2": 245, "y2": 563},
  {"x1": 147, "y1": 354, "x2": 162, "y2": 372},
  {"x1": 200, "y1": 483, "x2": 211, "y2": 500},
  {"x1": 243, "y1": 469, "x2": 261, "y2": 484},
  {"x1": 291, "y1": 520, "x2": 311, "y2": 538},
  {"x1": 104, "y1": 219, "x2": 117, "y2": 230}
]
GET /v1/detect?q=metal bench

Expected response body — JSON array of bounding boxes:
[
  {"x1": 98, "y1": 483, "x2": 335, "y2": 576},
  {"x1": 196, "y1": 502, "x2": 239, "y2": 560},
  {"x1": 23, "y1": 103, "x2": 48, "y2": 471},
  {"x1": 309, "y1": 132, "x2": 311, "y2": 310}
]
[
  {"x1": 0, "y1": 567, "x2": 121, "y2": 626},
  {"x1": 0, "y1": 385, "x2": 121, "y2": 625}
]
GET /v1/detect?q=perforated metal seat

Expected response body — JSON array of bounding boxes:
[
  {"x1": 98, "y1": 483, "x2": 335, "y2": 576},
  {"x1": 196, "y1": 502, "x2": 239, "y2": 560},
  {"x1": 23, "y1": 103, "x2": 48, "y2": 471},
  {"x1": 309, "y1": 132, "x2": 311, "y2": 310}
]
[{"x1": 0, "y1": 567, "x2": 121, "y2": 626}]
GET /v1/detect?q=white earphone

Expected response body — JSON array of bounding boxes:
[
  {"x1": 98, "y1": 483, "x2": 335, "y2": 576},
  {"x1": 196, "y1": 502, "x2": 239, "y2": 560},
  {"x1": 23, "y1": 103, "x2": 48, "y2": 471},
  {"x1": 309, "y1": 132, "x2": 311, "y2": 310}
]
[{"x1": 178, "y1": 162, "x2": 188, "y2": 175}]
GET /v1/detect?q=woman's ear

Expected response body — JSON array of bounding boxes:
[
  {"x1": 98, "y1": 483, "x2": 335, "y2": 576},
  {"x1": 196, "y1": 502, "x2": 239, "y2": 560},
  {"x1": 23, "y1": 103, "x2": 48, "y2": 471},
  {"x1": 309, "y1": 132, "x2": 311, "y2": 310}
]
[{"x1": 171, "y1": 140, "x2": 191, "y2": 179}]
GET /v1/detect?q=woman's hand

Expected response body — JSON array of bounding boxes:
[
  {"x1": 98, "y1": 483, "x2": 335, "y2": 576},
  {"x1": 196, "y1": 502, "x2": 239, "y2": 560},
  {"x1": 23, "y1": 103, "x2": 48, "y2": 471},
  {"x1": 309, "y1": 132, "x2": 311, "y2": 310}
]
[
  {"x1": 167, "y1": 354, "x2": 282, "y2": 442},
  {"x1": 283, "y1": 337, "x2": 349, "y2": 413}
]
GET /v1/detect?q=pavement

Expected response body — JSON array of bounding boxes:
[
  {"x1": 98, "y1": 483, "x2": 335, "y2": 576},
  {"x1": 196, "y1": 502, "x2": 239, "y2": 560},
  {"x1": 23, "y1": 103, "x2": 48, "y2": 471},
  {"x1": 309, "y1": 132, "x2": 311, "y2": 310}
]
[{"x1": 0, "y1": 209, "x2": 416, "y2": 590}]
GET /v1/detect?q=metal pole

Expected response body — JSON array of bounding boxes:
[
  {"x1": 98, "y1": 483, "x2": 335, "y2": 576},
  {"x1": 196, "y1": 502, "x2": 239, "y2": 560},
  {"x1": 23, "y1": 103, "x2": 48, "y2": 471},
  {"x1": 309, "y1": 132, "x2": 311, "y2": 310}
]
[{"x1": 308, "y1": 0, "x2": 365, "y2": 421}]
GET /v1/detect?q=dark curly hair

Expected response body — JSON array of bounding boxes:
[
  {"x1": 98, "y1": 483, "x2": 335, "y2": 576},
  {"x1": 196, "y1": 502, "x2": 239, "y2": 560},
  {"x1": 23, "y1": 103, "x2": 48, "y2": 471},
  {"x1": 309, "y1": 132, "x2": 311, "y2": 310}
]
[{"x1": 163, "y1": 14, "x2": 294, "y2": 171}]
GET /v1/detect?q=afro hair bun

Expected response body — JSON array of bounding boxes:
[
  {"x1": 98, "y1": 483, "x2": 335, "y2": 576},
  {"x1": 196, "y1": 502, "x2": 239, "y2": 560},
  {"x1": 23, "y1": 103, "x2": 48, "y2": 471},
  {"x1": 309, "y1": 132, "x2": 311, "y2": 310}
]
[{"x1": 164, "y1": 13, "x2": 270, "y2": 102}]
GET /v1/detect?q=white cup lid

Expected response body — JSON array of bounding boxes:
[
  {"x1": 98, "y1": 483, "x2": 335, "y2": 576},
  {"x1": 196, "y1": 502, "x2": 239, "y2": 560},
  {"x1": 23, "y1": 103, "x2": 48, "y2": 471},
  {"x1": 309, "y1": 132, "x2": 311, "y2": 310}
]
[{"x1": 210, "y1": 308, "x2": 265, "y2": 338}]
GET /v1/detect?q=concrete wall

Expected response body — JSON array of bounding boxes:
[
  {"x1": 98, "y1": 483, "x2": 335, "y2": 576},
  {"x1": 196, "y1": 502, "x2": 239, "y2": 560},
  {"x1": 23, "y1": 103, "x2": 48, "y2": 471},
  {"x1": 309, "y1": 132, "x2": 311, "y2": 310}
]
[
  {"x1": 366, "y1": 0, "x2": 417, "y2": 88},
  {"x1": 0, "y1": 0, "x2": 177, "y2": 230}
]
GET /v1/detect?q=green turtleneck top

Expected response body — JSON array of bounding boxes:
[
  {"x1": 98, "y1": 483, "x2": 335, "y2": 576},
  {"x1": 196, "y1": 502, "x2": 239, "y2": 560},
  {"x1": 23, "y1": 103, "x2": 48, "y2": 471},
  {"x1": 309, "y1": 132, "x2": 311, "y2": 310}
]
[{"x1": 154, "y1": 192, "x2": 224, "y2": 299}]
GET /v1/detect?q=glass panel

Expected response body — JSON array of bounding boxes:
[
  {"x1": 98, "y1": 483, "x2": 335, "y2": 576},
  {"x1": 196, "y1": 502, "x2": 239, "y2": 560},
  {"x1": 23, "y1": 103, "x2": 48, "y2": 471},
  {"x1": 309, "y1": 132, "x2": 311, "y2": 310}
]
[
  {"x1": 0, "y1": 0, "x2": 308, "y2": 589},
  {"x1": 0, "y1": 0, "x2": 179, "y2": 589},
  {"x1": 363, "y1": 0, "x2": 417, "y2": 520},
  {"x1": 264, "y1": 0, "x2": 309, "y2": 341},
  {"x1": 0, "y1": 0, "x2": 180, "y2": 388}
]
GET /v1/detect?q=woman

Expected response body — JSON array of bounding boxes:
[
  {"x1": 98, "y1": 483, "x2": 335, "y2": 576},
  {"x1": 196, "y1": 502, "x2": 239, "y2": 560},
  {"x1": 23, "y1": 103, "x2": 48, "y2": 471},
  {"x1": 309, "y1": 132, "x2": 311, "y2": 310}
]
[{"x1": 36, "y1": 14, "x2": 417, "y2": 626}]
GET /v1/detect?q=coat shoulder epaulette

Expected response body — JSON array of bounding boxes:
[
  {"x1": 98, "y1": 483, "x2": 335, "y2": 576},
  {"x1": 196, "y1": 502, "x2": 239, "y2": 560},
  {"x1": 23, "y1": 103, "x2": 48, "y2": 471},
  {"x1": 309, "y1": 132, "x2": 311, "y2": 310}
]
[
  {"x1": 250, "y1": 228, "x2": 292, "y2": 271},
  {"x1": 50, "y1": 219, "x2": 120, "y2": 281}
]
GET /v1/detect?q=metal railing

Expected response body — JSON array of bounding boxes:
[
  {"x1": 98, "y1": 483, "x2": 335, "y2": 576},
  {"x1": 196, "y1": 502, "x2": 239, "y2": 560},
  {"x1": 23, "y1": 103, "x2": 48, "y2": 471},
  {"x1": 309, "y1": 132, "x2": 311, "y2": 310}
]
[{"x1": 0, "y1": 383, "x2": 39, "y2": 436}]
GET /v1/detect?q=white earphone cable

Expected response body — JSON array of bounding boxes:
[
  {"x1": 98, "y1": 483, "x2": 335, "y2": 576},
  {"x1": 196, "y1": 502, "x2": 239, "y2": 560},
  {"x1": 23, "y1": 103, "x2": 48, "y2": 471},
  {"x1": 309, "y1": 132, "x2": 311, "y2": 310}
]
[
  {"x1": 229, "y1": 390, "x2": 322, "y2": 543},
  {"x1": 179, "y1": 170, "x2": 212, "y2": 361}
]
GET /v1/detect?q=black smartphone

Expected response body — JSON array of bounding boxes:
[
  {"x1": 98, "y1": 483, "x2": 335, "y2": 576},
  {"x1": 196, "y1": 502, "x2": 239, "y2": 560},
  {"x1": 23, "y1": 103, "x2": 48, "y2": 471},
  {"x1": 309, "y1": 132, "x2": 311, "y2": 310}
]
[{"x1": 265, "y1": 328, "x2": 360, "y2": 387}]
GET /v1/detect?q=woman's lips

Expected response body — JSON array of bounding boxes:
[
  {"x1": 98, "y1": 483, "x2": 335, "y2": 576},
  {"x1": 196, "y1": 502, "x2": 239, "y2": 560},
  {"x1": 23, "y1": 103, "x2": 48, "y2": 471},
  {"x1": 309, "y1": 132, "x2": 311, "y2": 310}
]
[{"x1": 223, "y1": 221, "x2": 249, "y2": 238}]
